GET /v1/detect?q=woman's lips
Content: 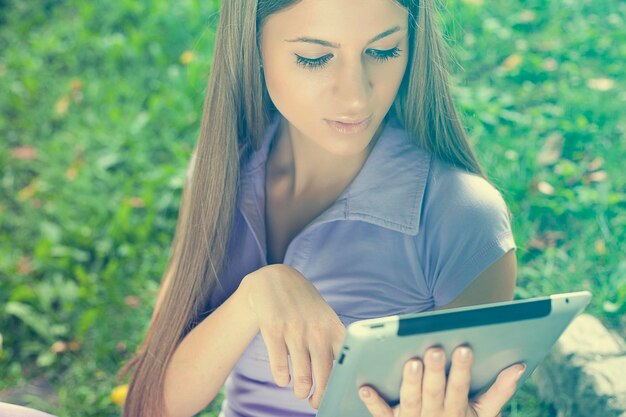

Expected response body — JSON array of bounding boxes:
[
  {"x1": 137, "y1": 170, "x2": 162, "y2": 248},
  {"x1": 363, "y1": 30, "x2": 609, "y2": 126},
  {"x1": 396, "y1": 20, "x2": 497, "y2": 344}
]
[{"x1": 325, "y1": 115, "x2": 372, "y2": 134}]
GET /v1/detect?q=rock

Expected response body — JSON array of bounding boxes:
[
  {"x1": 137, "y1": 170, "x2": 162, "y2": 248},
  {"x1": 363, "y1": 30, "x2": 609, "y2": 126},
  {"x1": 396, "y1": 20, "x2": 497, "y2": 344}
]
[{"x1": 532, "y1": 313, "x2": 626, "y2": 417}]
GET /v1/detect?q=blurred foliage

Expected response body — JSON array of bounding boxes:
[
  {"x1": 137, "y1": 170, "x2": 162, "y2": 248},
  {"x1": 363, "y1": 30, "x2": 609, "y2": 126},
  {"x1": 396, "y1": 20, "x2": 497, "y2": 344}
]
[
  {"x1": 440, "y1": 0, "x2": 626, "y2": 325},
  {"x1": 0, "y1": 0, "x2": 624, "y2": 416}
]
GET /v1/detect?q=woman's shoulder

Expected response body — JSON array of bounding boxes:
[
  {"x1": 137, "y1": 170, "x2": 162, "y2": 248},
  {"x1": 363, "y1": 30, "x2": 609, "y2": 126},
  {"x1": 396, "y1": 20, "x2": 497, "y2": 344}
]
[
  {"x1": 429, "y1": 158, "x2": 508, "y2": 208},
  {"x1": 416, "y1": 158, "x2": 516, "y2": 307},
  {"x1": 421, "y1": 158, "x2": 512, "y2": 231}
]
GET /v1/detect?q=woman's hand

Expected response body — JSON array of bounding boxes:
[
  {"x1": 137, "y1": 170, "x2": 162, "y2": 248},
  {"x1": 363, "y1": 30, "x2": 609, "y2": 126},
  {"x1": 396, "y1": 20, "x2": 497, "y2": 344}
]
[
  {"x1": 239, "y1": 264, "x2": 346, "y2": 409},
  {"x1": 358, "y1": 346, "x2": 526, "y2": 417}
]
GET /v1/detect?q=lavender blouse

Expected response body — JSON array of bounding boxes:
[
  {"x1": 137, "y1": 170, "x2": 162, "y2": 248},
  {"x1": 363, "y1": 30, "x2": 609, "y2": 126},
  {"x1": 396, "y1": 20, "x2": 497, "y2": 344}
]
[{"x1": 200, "y1": 111, "x2": 516, "y2": 417}]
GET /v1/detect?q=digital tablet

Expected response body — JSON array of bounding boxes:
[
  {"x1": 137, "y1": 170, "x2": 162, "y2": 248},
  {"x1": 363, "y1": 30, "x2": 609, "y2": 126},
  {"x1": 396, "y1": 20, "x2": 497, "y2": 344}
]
[{"x1": 315, "y1": 291, "x2": 592, "y2": 417}]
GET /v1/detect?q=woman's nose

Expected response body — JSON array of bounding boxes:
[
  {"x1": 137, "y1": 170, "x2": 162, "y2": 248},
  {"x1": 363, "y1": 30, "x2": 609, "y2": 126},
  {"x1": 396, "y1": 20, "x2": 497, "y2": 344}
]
[{"x1": 333, "y1": 60, "x2": 371, "y2": 113}]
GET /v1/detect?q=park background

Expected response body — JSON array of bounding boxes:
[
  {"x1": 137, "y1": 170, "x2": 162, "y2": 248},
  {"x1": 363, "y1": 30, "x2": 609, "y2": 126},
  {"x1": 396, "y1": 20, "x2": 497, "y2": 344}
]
[{"x1": 1, "y1": 0, "x2": 624, "y2": 415}]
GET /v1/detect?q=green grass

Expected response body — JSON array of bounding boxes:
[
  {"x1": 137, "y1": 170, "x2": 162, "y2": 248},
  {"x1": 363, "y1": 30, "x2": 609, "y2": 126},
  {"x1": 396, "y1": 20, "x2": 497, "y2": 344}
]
[{"x1": 1, "y1": 0, "x2": 624, "y2": 416}]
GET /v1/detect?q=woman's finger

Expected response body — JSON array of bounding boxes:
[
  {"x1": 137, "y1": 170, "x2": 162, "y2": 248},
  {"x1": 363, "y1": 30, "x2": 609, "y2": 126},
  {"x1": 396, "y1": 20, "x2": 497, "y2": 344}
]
[
  {"x1": 332, "y1": 323, "x2": 346, "y2": 358},
  {"x1": 307, "y1": 344, "x2": 334, "y2": 409},
  {"x1": 443, "y1": 346, "x2": 472, "y2": 414},
  {"x1": 359, "y1": 385, "x2": 395, "y2": 417},
  {"x1": 285, "y1": 334, "x2": 313, "y2": 399},
  {"x1": 471, "y1": 363, "x2": 526, "y2": 417},
  {"x1": 420, "y1": 347, "x2": 447, "y2": 415},
  {"x1": 398, "y1": 359, "x2": 423, "y2": 417},
  {"x1": 260, "y1": 324, "x2": 291, "y2": 387}
]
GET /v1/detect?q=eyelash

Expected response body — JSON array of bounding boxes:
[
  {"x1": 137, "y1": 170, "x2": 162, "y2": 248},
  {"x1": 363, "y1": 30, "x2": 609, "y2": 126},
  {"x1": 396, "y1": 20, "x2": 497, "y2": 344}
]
[{"x1": 295, "y1": 46, "x2": 402, "y2": 70}]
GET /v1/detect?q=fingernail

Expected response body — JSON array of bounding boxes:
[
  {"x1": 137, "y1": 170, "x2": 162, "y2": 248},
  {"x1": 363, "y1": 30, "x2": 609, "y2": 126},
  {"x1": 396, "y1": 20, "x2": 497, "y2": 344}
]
[
  {"x1": 410, "y1": 360, "x2": 421, "y2": 374},
  {"x1": 360, "y1": 388, "x2": 371, "y2": 398},
  {"x1": 431, "y1": 350, "x2": 443, "y2": 362},
  {"x1": 514, "y1": 364, "x2": 526, "y2": 380},
  {"x1": 459, "y1": 347, "x2": 471, "y2": 360}
]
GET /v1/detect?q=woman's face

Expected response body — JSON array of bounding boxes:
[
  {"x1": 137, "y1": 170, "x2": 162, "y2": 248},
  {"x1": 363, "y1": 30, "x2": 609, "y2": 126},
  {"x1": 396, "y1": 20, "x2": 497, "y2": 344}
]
[{"x1": 260, "y1": 0, "x2": 409, "y2": 156}]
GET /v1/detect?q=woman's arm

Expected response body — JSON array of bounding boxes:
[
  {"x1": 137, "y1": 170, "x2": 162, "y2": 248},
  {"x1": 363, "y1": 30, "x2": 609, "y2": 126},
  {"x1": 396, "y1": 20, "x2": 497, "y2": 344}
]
[
  {"x1": 162, "y1": 280, "x2": 258, "y2": 417},
  {"x1": 161, "y1": 263, "x2": 346, "y2": 417},
  {"x1": 434, "y1": 250, "x2": 517, "y2": 311}
]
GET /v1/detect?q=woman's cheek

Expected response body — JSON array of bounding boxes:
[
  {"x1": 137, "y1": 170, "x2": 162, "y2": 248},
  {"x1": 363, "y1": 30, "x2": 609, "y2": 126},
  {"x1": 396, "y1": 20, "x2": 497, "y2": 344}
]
[
  {"x1": 264, "y1": 68, "x2": 294, "y2": 110},
  {"x1": 266, "y1": 69, "x2": 323, "y2": 113}
]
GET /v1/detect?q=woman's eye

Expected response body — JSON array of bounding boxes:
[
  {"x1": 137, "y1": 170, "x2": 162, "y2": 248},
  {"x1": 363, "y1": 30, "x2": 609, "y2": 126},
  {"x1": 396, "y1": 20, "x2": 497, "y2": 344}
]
[
  {"x1": 295, "y1": 53, "x2": 333, "y2": 70},
  {"x1": 294, "y1": 46, "x2": 402, "y2": 70},
  {"x1": 368, "y1": 46, "x2": 402, "y2": 62}
]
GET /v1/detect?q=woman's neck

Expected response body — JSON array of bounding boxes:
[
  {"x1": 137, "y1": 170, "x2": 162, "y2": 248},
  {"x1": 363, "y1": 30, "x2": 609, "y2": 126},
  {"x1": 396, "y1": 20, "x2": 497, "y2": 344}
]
[{"x1": 267, "y1": 116, "x2": 384, "y2": 201}]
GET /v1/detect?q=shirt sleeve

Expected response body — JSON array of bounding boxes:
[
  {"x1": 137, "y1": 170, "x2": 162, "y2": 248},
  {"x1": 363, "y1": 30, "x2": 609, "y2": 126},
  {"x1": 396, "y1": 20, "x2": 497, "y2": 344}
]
[{"x1": 418, "y1": 160, "x2": 517, "y2": 307}]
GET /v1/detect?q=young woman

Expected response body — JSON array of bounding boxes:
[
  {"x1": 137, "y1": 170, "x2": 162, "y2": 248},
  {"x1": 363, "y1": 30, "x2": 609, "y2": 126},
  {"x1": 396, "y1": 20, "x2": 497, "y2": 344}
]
[{"x1": 119, "y1": 1, "x2": 523, "y2": 416}]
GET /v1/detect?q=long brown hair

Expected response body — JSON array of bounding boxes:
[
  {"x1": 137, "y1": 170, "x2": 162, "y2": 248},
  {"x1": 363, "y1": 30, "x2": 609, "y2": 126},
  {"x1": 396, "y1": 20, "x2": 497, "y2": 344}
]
[{"x1": 118, "y1": 0, "x2": 484, "y2": 415}]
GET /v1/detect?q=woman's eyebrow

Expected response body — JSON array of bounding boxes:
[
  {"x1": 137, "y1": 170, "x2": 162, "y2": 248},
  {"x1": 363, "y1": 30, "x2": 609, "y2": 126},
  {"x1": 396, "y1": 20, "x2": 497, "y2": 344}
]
[{"x1": 284, "y1": 25, "x2": 404, "y2": 48}]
